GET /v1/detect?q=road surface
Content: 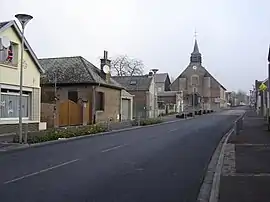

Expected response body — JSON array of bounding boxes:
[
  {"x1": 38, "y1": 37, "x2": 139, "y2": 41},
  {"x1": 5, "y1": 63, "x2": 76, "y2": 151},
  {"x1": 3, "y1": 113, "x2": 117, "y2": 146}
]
[{"x1": 0, "y1": 110, "x2": 242, "y2": 202}]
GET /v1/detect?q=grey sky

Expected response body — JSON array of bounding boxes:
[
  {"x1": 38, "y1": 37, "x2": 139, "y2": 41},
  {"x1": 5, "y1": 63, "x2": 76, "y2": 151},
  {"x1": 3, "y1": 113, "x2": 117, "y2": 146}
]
[{"x1": 1, "y1": 0, "x2": 270, "y2": 92}]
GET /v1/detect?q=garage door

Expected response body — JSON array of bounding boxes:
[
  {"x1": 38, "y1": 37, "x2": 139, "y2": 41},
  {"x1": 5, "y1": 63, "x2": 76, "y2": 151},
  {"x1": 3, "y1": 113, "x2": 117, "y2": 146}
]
[{"x1": 122, "y1": 99, "x2": 131, "y2": 120}]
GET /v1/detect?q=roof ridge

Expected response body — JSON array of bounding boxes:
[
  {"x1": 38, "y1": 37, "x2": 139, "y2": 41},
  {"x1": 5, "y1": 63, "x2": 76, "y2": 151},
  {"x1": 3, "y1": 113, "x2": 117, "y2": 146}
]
[
  {"x1": 0, "y1": 20, "x2": 12, "y2": 25},
  {"x1": 112, "y1": 75, "x2": 148, "y2": 78},
  {"x1": 38, "y1": 56, "x2": 82, "y2": 60}
]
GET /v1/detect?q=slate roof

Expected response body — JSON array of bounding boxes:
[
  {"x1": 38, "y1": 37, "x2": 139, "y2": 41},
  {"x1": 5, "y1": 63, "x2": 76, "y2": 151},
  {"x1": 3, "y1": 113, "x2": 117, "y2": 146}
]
[
  {"x1": 0, "y1": 20, "x2": 44, "y2": 73},
  {"x1": 112, "y1": 75, "x2": 153, "y2": 91},
  {"x1": 0, "y1": 21, "x2": 9, "y2": 29},
  {"x1": 39, "y1": 56, "x2": 123, "y2": 89},
  {"x1": 154, "y1": 73, "x2": 169, "y2": 83},
  {"x1": 192, "y1": 39, "x2": 201, "y2": 55}
]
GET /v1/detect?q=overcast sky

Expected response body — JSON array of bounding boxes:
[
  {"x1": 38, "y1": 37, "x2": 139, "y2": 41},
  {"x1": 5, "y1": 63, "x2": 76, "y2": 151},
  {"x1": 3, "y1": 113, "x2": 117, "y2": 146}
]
[{"x1": 1, "y1": 0, "x2": 270, "y2": 92}]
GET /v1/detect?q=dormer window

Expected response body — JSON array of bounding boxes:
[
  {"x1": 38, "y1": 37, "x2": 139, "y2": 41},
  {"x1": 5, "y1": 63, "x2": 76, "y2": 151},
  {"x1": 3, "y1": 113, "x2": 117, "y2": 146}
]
[{"x1": 130, "y1": 80, "x2": 137, "y2": 85}]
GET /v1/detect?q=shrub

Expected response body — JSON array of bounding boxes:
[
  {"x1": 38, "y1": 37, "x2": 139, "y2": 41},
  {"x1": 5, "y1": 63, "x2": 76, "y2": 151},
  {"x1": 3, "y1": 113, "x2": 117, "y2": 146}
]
[
  {"x1": 13, "y1": 124, "x2": 106, "y2": 144},
  {"x1": 140, "y1": 118, "x2": 163, "y2": 126}
]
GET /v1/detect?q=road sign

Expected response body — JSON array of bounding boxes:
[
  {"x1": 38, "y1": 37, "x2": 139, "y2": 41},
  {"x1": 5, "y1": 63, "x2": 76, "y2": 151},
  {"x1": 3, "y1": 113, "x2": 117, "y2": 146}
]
[{"x1": 259, "y1": 83, "x2": 267, "y2": 91}]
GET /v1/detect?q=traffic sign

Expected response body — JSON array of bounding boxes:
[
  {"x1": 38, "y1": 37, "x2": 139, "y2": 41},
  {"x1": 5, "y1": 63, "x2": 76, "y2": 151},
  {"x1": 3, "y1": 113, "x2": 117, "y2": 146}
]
[{"x1": 259, "y1": 83, "x2": 267, "y2": 91}]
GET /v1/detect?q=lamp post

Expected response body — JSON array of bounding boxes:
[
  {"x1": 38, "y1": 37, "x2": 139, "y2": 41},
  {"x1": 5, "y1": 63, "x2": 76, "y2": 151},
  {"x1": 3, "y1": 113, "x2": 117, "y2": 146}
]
[
  {"x1": 151, "y1": 68, "x2": 159, "y2": 118},
  {"x1": 192, "y1": 84, "x2": 195, "y2": 116},
  {"x1": 15, "y1": 14, "x2": 33, "y2": 144}
]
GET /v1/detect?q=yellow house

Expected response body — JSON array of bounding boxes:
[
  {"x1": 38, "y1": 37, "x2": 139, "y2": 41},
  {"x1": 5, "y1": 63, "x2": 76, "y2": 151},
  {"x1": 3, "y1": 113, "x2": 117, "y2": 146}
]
[{"x1": 0, "y1": 20, "x2": 44, "y2": 134}]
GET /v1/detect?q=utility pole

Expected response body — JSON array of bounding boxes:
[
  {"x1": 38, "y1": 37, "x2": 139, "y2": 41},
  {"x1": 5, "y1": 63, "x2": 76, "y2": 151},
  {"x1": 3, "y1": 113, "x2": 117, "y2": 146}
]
[
  {"x1": 267, "y1": 45, "x2": 270, "y2": 130},
  {"x1": 151, "y1": 69, "x2": 159, "y2": 118}
]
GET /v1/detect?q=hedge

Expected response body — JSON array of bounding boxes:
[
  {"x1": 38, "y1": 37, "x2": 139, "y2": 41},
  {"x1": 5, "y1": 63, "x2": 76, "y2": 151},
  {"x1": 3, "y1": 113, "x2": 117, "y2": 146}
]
[
  {"x1": 133, "y1": 118, "x2": 163, "y2": 126},
  {"x1": 13, "y1": 124, "x2": 106, "y2": 144}
]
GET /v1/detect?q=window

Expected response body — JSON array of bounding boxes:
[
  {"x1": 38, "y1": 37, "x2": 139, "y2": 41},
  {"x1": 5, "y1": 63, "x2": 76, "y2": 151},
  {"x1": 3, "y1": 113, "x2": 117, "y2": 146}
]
[
  {"x1": 96, "y1": 91, "x2": 104, "y2": 111},
  {"x1": 191, "y1": 75, "x2": 199, "y2": 85},
  {"x1": 0, "y1": 42, "x2": 19, "y2": 66},
  {"x1": 68, "y1": 91, "x2": 78, "y2": 103},
  {"x1": 0, "y1": 89, "x2": 30, "y2": 119}
]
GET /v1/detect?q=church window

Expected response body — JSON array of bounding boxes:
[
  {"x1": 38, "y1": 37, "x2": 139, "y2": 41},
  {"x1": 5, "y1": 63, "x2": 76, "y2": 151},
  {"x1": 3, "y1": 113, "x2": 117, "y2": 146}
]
[{"x1": 191, "y1": 75, "x2": 199, "y2": 85}]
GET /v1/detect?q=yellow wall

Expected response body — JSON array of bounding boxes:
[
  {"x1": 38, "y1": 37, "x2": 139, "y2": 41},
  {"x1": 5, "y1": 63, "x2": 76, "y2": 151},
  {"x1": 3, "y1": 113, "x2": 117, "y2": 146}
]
[{"x1": 0, "y1": 26, "x2": 40, "y2": 88}]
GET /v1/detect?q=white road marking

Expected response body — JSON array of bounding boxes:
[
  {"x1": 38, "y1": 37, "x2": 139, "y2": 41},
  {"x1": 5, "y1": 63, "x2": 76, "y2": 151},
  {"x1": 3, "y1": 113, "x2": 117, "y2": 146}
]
[
  {"x1": 4, "y1": 159, "x2": 80, "y2": 185},
  {"x1": 101, "y1": 144, "x2": 127, "y2": 153},
  {"x1": 169, "y1": 128, "x2": 178, "y2": 132}
]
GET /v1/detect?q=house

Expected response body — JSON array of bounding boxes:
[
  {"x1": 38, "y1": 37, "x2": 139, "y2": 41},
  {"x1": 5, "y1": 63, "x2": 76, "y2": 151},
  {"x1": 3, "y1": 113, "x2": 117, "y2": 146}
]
[
  {"x1": 0, "y1": 20, "x2": 44, "y2": 134},
  {"x1": 112, "y1": 72, "x2": 157, "y2": 119},
  {"x1": 153, "y1": 73, "x2": 183, "y2": 115},
  {"x1": 39, "y1": 51, "x2": 133, "y2": 127},
  {"x1": 171, "y1": 39, "x2": 227, "y2": 112},
  {"x1": 154, "y1": 73, "x2": 171, "y2": 92}
]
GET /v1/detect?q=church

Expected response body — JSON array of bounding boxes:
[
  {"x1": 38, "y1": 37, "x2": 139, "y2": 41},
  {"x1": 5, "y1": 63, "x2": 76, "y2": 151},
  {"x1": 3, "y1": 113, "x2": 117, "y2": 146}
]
[{"x1": 170, "y1": 39, "x2": 227, "y2": 112}]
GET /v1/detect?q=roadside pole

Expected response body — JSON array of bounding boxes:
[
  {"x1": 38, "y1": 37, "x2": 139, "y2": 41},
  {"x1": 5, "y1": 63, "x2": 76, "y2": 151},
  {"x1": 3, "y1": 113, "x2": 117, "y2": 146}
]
[{"x1": 267, "y1": 45, "x2": 270, "y2": 130}]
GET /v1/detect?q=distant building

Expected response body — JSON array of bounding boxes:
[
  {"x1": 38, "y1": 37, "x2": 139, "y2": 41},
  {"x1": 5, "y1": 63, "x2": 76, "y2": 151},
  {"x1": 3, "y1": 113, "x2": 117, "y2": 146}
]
[
  {"x1": 171, "y1": 39, "x2": 227, "y2": 112},
  {"x1": 153, "y1": 73, "x2": 183, "y2": 115},
  {"x1": 112, "y1": 73, "x2": 156, "y2": 119}
]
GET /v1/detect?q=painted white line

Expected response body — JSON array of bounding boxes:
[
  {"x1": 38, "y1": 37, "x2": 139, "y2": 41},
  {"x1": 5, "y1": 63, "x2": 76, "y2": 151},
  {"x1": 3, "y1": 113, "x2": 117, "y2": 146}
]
[
  {"x1": 4, "y1": 159, "x2": 80, "y2": 185},
  {"x1": 101, "y1": 144, "x2": 127, "y2": 153},
  {"x1": 169, "y1": 128, "x2": 178, "y2": 132}
]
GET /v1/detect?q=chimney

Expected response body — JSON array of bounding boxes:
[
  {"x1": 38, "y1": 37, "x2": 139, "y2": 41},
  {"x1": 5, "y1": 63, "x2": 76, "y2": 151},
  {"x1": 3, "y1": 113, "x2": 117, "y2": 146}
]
[{"x1": 100, "y1": 50, "x2": 111, "y2": 82}]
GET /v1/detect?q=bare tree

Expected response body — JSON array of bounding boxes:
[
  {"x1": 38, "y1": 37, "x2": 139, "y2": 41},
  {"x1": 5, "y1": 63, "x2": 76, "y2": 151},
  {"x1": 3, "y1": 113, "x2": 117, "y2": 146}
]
[
  {"x1": 236, "y1": 90, "x2": 247, "y2": 103},
  {"x1": 111, "y1": 55, "x2": 144, "y2": 76}
]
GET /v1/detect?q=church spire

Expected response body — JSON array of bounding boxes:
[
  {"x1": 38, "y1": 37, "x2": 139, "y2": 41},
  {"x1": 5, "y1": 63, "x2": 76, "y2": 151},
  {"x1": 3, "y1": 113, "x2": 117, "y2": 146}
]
[
  {"x1": 192, "y1": 39, "x2": 200, "y2": 54},
  {"x1": 190, "y1": 35, "x2": 202, "y2": 64}
]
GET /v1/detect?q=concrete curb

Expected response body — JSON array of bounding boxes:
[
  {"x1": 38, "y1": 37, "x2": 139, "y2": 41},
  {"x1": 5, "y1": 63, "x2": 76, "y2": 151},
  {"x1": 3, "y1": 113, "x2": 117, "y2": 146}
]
[
  {"x1": 197, "y1": 127, "x2": 234, "y2": 202},
  {"x1": 0, "y1": 117, "x2": 194, "y2": 154},
  {"x1": 196, "y1": 110, "x2": 246, "y2": 202}
]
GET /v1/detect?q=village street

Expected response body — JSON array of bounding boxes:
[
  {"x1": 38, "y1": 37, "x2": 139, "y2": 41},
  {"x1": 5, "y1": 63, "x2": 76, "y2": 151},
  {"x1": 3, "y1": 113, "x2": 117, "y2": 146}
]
[{"x1": 0, "y1": 109, "x2": 243, "y2": 202}]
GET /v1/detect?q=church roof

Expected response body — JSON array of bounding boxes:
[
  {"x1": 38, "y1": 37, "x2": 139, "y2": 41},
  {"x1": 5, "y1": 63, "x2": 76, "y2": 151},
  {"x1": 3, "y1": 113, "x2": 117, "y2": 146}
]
[{"x1": 175, "y1": 38, "x2": 226, "y2": 90}]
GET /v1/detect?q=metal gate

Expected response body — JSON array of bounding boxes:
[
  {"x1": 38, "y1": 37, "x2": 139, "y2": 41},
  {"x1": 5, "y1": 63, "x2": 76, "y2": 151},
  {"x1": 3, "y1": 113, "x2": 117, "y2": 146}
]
[{"x1": 122, "y1": 99, "x2": 131, "y2": 120}]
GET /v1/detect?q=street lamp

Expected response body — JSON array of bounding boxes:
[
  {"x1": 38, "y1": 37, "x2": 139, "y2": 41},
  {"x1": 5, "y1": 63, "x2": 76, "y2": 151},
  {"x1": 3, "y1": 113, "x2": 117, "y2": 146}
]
[
  {"x1": 151, "y1": 68, "x2": 159, "y2": 118},
  {"x1": 15, "y1": 14, "x2": 33, "y2": 144}
]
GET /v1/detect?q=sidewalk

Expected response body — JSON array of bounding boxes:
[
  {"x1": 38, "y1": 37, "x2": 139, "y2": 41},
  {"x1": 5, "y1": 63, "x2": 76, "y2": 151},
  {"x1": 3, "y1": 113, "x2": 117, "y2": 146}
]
[{"x1": 219, "y1": 109, "x2": 270, "y2": 202}]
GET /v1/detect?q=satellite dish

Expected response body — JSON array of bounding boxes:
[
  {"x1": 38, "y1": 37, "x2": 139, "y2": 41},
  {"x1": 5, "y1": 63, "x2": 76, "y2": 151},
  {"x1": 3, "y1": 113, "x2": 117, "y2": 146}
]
[
  {"x1": 1, "y1": 36, "x2": 11, "y2": 48},
  {"x1": 103, "y1": 65, "x2": 110, "y2": 74}
]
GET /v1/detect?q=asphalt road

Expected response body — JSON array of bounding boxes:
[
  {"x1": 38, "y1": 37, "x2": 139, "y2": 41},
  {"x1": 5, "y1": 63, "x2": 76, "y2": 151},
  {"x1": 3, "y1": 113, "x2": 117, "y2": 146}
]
[{"x1": 0, "y1": 111, "x2": 240, "y2": 202}]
